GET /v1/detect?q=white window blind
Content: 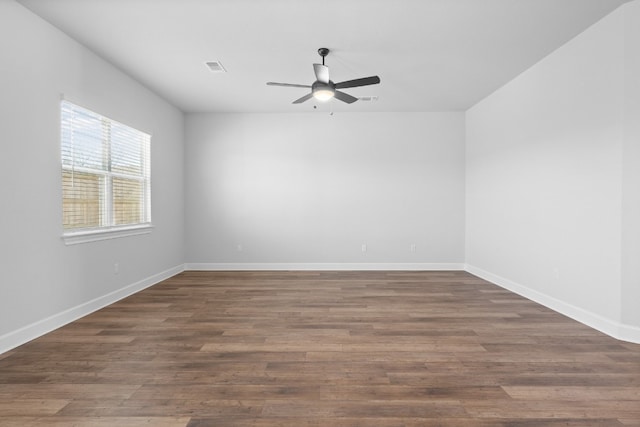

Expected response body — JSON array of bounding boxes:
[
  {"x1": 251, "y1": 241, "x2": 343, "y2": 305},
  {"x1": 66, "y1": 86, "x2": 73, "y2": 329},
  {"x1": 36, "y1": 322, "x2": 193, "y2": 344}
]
[{"x1": 61, "y1": 100, "x2": 151, "y2": 234}]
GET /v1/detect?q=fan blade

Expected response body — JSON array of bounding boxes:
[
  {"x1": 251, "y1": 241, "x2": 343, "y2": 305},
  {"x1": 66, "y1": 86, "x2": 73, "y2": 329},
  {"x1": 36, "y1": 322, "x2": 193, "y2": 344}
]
[
  {"x1": 334, "y1": 90, "x2": 358, "y2": 104},
  {"x1": 313, "y1": 64, "x2": 330, "y2": 84},
  {"x1": 292, "y1": 93, "x2": 314, "y2": 104},
  {"x1": 335, "y1": 76, "x2": 380, "y2": 89},
  {"x1": 267, "y1": 82, "x2": 312, "y2": 88}
]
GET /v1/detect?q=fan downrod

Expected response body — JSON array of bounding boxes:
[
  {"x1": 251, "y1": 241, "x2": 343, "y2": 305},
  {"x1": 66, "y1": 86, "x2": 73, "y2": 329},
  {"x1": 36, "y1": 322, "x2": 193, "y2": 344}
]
[{"x1": 318, "y1": 47, "x2": 330, "y2": 65}]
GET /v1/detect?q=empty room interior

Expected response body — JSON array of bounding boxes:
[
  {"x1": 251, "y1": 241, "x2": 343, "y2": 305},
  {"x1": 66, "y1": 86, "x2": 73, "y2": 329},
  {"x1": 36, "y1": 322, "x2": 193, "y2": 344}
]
[{"x1": 2, "y1": 0, "x2": 640, "y2": 425}]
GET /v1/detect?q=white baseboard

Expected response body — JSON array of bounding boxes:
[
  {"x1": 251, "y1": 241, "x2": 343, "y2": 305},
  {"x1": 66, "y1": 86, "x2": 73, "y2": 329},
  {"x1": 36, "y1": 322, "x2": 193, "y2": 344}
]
[
  {"x1": 185, "y1": 262, "x2": 466, "y2": 271},
  {"x1": 465, "y1": 264, "x2": 640, "y2": 344},
  {"x1": 0, "y1": 264, "x2": 185, "y2": 355}
]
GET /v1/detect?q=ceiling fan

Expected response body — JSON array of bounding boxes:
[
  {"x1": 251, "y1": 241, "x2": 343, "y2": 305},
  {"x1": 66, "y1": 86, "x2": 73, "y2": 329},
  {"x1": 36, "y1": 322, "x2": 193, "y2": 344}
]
[{"x1": 267, "y1": 48, "x2": 381, "y2": 104}]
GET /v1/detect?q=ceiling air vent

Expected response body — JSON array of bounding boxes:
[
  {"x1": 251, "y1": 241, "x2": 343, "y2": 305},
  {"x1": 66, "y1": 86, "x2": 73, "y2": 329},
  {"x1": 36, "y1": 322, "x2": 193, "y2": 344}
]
[
  {"x1": 358, "y1": 96, "x2": 379, "y2": 102},
  {"x1": 205, "y1": 61, "x2": 227, "y2": 73}
]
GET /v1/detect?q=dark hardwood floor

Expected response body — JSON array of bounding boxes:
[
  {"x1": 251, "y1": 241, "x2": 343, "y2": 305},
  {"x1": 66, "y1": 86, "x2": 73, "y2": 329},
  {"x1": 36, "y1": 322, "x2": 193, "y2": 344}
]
[{"x1": 1, "y1": 271, "x2": 639, "y2": 426}]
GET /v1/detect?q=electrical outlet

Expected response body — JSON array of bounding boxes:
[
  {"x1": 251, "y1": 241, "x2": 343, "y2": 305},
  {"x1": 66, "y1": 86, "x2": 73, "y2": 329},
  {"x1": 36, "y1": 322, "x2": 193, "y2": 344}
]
[
  {"x1": 114, "y1": 263, "x2": 119, "y2": 274},
  {"x1": 237, "y1": 244, "x2": 243, "y2": 252},
  {"x1": 410, "y1": 244, "x2": 416, "y2": 253},
  {"x1": 361, "y1": 244, "x2": 367, "y2": 252}
]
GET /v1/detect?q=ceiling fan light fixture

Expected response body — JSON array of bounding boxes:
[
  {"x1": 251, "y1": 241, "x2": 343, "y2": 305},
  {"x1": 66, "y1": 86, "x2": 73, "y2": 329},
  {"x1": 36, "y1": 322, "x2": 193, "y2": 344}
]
[{"x1": 313, "y1": 87, "x2": 335, "y2": 102}]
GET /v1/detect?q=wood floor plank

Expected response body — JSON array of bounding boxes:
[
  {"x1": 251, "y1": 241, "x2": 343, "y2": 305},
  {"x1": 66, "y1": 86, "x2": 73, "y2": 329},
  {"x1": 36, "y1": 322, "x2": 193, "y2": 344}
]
[
  {"x1": 0, "y1": 399, "x2": 70, "y2": 416},
  {"x1": 1, "y1": 270, "x2": 639, "y2": 426},
  {"x1": 0, "y1": 417, "x2": 192, "y2": 427}
]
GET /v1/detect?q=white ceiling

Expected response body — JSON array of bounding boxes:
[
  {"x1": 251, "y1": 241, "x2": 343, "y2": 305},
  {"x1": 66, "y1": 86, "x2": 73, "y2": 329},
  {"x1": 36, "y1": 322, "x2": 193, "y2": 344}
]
[{"x1": 18, "y1": 0, "x2": 628, "y2": 113}]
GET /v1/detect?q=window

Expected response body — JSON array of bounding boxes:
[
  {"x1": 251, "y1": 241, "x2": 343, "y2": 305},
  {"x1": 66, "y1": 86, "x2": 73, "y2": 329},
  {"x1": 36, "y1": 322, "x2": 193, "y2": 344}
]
[{"x1": 61, "y1": 100, "x2": 151, "y2": 243}]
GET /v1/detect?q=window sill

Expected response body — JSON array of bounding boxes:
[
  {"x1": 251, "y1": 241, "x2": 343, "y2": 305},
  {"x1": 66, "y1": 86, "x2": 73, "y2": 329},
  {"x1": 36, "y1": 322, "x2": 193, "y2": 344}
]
[{"x1": 62, "y1": 224, "x2": 153, "y2": 245}]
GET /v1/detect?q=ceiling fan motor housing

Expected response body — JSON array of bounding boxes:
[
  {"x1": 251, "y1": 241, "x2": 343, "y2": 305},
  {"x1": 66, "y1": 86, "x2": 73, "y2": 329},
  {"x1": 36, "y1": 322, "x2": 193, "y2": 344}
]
[{"x1": 312, "y1": 80, "x2": 334, "y2": 92}]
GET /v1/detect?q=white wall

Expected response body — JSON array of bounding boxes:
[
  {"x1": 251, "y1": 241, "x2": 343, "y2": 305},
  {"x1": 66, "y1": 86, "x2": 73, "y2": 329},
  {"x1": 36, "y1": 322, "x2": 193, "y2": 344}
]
[
  {"x1": 0, "y1": 1, "x2": 185, "y2": 352},
  {"x1": 621, "y1": 0, "x2": 640, "y2": 328},
  {"x1": 185, "y1": 112, "x2": 465, "y2": 268},
  {"x1": 466, "y1": 1, "x2": 640, "y2": 341}
]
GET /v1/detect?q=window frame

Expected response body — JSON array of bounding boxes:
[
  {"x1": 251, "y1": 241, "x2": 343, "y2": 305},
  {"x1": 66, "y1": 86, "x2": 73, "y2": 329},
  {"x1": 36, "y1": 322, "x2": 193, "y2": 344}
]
[{"x1": 60, "y1": 100, "x2": 152, "y2": 245}]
